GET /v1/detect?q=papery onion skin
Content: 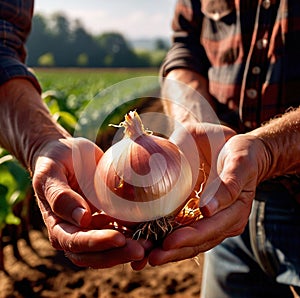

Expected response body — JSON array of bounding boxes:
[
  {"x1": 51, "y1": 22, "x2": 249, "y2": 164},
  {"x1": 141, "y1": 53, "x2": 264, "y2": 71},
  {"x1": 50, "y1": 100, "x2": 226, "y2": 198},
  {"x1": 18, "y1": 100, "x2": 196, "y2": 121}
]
[{"x1": 94, "y1": 111, "x2": 193, "y2": 224}]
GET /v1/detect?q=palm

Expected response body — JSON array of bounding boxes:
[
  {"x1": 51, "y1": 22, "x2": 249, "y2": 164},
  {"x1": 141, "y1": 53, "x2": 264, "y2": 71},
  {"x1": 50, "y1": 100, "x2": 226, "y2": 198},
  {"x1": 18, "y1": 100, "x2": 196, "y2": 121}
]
[{"x1": 32, "y1": 137, "x2": 146, "y2": 268}]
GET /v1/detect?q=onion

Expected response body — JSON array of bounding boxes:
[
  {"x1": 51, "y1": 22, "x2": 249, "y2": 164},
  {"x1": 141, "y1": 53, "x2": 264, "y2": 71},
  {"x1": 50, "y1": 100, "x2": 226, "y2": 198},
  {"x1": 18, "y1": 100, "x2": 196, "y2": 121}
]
[{"x1": 94, "y1": 111, "x2": 200, "y2": 239}]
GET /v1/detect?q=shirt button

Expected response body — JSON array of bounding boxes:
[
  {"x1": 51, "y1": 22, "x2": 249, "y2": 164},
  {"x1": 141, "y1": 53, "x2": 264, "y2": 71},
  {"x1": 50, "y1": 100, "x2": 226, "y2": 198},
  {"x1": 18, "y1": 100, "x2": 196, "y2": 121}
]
[
  {"x1": 262, "y1": 0, "x2": 271, "y2": 9},
  {"x1": 246, "y1": 88, "x2": 258, "y2": 99},
  {"x1": 256, "y1": 38, "x2": 268, "y2": 49},
  {"x1": 252, "y1": 66, "x2": 261, "y2": 75}
]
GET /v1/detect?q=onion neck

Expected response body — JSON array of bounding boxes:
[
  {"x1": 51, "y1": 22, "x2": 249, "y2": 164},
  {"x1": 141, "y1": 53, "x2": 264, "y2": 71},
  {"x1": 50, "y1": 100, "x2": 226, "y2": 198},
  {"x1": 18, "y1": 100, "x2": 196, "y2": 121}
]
[{"x1": 123, "y1": 111, "x2": 146, "y2": 139}]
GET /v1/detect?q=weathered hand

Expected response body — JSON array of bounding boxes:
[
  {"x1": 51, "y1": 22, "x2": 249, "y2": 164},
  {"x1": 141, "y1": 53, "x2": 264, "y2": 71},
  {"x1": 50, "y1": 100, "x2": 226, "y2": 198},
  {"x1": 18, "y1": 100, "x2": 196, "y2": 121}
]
[
  {"x1": 32, "y1": 137, "x2": 145, "y2": 268},
  {"x1": 146, "y1": 131, "x2": 269, "y2": 266},
  {"x1": 170, "y1": 122, "x2": 236, "y2": 193},
  {"x1": 144, "y1": 131, "x2": 269, "y2": 266},
  {"x1": 131, "y1": 122, "x2": 236, "y2": 269}
]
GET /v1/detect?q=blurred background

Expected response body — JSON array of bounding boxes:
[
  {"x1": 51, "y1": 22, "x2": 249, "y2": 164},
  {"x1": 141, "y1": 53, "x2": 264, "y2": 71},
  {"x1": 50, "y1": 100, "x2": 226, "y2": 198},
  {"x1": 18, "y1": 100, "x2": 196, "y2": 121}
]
[{"x1": 28, "y1": 0, "x2": 177, "y2": 68}]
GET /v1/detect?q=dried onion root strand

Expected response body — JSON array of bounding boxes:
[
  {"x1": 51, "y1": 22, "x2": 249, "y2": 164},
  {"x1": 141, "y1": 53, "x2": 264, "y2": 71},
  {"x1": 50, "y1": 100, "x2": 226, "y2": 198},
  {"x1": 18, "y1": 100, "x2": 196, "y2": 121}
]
[
  {"x1": 173, "y1": 164, "x2": 207, "y2": 227},
  {"x1": 94, "y1": 110, "x2": 204, "y2": 241},
  {"x1": 133, "y1": 166, "x2": 207, "y2": 241},
  {"x1": 132, "y1": 216, "x2": 174, "y2": 241},
  {"x1": 132, "y1": 198, "x2": 203, "y2": 241}
]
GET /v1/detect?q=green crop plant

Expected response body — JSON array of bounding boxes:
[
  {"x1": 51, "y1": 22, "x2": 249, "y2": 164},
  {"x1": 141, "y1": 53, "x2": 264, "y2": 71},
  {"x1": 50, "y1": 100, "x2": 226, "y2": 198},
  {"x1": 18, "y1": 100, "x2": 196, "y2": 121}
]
[{"x1": 0, "y1": 149, "x2": 33, "y2": 270}]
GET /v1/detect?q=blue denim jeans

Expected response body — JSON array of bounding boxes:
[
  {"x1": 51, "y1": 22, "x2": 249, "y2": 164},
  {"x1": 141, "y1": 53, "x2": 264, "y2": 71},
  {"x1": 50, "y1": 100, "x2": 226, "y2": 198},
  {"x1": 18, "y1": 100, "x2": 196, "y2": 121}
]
[{"x1": 201, "y1": 182, "x2": 300, "y2": 298}]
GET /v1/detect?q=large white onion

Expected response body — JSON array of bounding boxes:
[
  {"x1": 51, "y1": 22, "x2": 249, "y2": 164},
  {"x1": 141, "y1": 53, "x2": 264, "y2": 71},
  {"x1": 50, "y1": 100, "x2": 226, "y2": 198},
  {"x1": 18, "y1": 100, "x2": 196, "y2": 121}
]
[{"x1": 94, "y1": 111, "x2": 193, "y2": 224}]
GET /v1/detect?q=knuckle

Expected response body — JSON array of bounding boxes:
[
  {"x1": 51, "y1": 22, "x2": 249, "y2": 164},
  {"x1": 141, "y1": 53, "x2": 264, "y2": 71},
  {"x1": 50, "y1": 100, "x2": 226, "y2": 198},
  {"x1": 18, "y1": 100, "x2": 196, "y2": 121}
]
[
  {"x1": 227, "y1": 215, "x2": 248, "y2": 238},
  {"x1": 62, "y1": 231, "x2": 82, "y2": 253},
  {"x1": 46, "y1": 186, "x2": 68, "y2": 212},
  {"x1": 232, "y1": 153, "x2": 257, "y2": 175},
  {"x1": 227, "y1": 224, "x2": 246, "y2": 238},
  {"x1": 32, "y1": 173, "x2": 46, "y2": 200}
]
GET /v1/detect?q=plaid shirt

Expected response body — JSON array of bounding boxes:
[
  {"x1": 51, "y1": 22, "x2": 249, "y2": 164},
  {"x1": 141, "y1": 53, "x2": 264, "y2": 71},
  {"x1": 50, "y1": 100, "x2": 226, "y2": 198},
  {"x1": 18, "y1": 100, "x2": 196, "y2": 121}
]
[
  {"x1": 0, "y1": 0, "x2": 40, "y2": 92},
  {"x1": 161, "y1": 0, "x2": 300, "y2": 131}
]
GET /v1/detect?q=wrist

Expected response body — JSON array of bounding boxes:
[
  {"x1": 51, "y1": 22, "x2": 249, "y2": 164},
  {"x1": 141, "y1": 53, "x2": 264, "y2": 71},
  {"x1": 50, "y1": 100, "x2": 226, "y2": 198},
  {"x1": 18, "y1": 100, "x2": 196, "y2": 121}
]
[
  {"x1": 0, "y1": 78, "x2": 70, "y2": 173},
  {"x1": 161, "y1": 69, "x2": 217, "y2": 124},
  {"x1": 248, "y1": 108, "x2": 300, "y2": 180}
]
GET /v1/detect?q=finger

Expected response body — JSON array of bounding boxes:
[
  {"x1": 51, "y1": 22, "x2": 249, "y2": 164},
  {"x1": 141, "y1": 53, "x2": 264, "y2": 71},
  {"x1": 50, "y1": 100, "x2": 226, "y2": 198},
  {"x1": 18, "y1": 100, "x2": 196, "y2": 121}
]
[
  {"x1": 131, "y1": 239, "x2": 154, "y2": 271},
  {"x1": 162, "y1": 197, "x2": 252, "y2": 251},
  {"x1": 171, "y1": 123, "x2": 235, "y2": 195},
  {"x1": 33, "y1": 161, "x2": 92, "y2": 227},
  {"x1": 65, "y1": 239, "x2": 145, "y2": 269},
  {"x1": 200, "y1": 176, "x2": 235, "y2": 217},
  {"x1": 47, "y1": 181, "x2": 92, "y2": 227},
  {"x1": 131, "y1": 257, "x2": 148, "y2": 271},
  {"x1": 51, "y1": 222, "x2": 126, "y2": 252},
  {"x1": 71, "y1": 138, "x2": 103, "y2": 210},
  {"x1": 148, "y1": 246, "x2": 200, "y2": 266},
  {"x1": 90, "y1": 212, "x2": 119, "y2": 228},
  {"x1": 200, "y1": 172, "x2": 255, "y2": 217},
  {"x1": 200, "y1": 135, "x2": 257, "y2": 217},
  {"x1": 200, "y1": 145, "x2": 250, "y2": 217},
  {"x1": 161, "y1": 220, "x2": 221, "y2": 252}
]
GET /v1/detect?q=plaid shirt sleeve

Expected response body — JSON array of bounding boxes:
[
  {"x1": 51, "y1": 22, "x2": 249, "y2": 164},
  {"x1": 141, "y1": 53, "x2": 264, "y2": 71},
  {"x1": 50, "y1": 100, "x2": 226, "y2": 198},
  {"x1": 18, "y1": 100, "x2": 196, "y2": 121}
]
[
  {"x1": 0, "y1": 0, "x2": 41, "y2": 92},
  {"x1": 160, "y1": 0, "x2": 211, "y2": 78},
  {"x1": 161, "y1": 0, "x2": 300, "y2": 131}
]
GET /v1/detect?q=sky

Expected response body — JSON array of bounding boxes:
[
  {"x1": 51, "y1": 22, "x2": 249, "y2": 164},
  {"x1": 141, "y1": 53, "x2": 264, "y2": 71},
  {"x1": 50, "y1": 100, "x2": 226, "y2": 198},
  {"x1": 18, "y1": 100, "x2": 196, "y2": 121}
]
[{"x1": 34, "y1": 0, "x2": 177, "y2": 40}]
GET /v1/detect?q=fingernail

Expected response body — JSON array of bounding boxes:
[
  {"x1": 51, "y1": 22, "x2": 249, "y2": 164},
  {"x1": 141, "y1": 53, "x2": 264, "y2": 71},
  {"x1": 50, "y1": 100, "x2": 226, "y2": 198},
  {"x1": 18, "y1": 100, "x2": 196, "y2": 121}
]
[{"x1": 72, "y1": 207, "x2": 86, "y2": 225}]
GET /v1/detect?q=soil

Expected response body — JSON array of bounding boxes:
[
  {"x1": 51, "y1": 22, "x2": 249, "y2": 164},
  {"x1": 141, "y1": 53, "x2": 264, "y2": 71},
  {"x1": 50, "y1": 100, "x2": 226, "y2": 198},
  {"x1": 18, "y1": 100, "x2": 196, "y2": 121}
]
[{"x1": 0, "y1": 228, "x2": 204, "y2": 298}]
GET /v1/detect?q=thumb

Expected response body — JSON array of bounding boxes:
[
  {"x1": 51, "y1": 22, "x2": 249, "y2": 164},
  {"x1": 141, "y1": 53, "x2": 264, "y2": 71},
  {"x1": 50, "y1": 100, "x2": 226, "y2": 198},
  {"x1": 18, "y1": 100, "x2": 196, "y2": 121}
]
[
  {"x1": 199, "y1": 176, "x2": 229, "y2": 217},
  {"x1": 33, "y1": 163, "x2": 92, "y2": 227},
  {"x1": 199, "y1": 163, "x2": 254, "y2": 218},
  {"x1": 199, "y1": 158, "x2": 242, "y2": 217},
  {"x1": 199, "y1": 138, "x2": 240, "y2": 217}
]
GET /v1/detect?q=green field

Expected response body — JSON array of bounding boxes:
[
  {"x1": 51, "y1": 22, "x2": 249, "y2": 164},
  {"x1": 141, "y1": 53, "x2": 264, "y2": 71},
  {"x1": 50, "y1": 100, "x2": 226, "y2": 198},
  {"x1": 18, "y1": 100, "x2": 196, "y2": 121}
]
[
  {"x1": 35, "y1": 68, "x2": 161, "y2": 135},
  {"x1": 35, "y1": 67, "x2": 160, "y2": 100}
]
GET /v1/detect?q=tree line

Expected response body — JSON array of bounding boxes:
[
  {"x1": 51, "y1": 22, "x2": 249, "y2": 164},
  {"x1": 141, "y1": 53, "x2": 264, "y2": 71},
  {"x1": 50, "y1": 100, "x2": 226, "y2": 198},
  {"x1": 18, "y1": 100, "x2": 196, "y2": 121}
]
[{"x1": 26, "y1": 13, "x2": 169, "y2": 68}]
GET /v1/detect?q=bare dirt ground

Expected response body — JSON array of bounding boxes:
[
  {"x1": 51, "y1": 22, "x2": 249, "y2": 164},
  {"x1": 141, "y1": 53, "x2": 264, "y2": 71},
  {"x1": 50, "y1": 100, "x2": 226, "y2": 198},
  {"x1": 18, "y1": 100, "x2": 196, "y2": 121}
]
[{"x1": 0, "y1": 228, "x2": 204, "y2": 298}]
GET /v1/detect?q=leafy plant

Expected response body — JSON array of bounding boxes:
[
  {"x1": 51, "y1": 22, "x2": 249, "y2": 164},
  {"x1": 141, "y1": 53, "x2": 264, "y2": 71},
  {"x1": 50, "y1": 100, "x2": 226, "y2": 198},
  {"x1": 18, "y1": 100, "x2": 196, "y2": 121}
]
[{"x1": 0, "y1": 149, "x2": 32, "y2": 270}]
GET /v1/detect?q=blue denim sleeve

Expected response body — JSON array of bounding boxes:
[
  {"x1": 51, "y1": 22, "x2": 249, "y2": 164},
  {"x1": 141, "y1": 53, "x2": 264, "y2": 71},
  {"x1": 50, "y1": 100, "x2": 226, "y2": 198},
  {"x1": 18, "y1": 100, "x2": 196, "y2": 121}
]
[{"x1": 0, "y1": 0, "x2": 41, "y2": 92}]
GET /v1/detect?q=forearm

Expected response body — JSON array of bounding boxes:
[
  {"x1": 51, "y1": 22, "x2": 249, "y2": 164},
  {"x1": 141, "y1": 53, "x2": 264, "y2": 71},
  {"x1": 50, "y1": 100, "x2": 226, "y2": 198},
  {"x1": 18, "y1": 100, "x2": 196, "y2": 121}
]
[
  {"x1": 0, "y1": 78, "x2": 70, "y2": 172},
  {"x1": 161, "y1": 69, "x2": 216, "y2": 124},
  {"x1": 249, "y1": 107, "x2": 300, "y2": 180}
]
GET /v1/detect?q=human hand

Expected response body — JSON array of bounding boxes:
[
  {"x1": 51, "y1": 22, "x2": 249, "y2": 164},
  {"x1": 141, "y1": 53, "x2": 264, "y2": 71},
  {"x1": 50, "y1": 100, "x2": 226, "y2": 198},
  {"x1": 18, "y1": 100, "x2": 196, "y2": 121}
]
[
  {"x1": 131, "y1": 122, "x2": 235, "y2": 269},
  {"x1": 32, "y1": 137, "x2": 145, "y2": 268},
  {"x1": 133, "y1": 124, "x2": 273, "y2": 267},
  {"x1": 169, "y1": 122, "x2": 236, "y2": 192}
]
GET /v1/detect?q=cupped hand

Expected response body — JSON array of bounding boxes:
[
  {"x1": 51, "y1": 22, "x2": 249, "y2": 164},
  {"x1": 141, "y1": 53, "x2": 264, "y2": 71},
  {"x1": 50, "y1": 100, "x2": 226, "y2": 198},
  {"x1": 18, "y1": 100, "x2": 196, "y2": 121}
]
[
  {"x1": 169, "y1": 122, "x2": 236, "y2": 191},
  {"x1": 32, "y1": 137, "x2": 145, "y2": 268},
  {"x1": 131, "y1": 121, "x2": 235, "y2": 269},
  {"x1": 135, "y1": 124, "x2": 269, "y2": 267}
]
